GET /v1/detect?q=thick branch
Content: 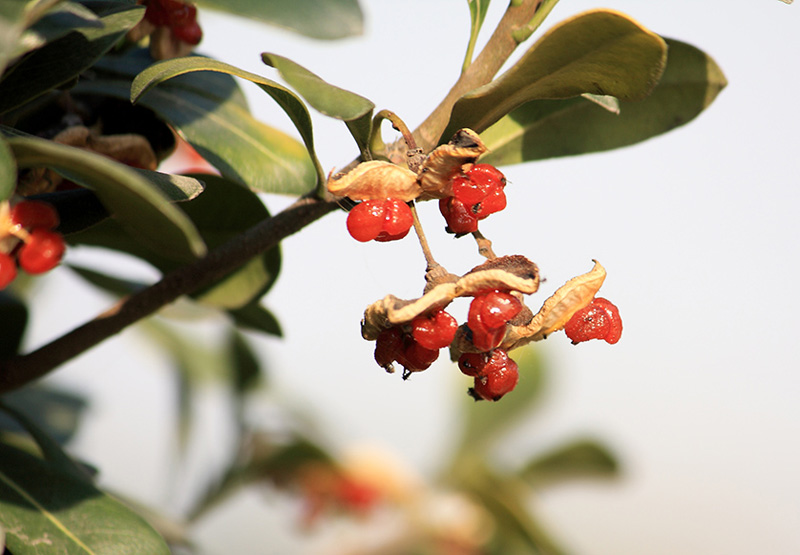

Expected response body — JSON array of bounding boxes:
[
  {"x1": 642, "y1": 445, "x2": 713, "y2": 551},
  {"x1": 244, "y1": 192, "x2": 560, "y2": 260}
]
[{"x1": 0, "y1": 196, "x2": 339, "y2": 394}]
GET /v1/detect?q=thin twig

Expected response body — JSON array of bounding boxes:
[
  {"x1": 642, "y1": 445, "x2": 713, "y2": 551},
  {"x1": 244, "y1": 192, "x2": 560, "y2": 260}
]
[{"x1": 0, "y1": 196, "x2": 338, "y2": 394}]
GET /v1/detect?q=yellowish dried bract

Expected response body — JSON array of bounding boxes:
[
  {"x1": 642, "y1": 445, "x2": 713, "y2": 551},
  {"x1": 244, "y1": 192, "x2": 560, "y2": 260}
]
[
  {"x1": 326, "y1": 160, "x2": 421, "y2": 201},
  {"x1": 361, "y1": 255, "x2": 539, "y2": 341},
  {"x1": 417, "y1": 129, "x2": 488, "y2": 199}
]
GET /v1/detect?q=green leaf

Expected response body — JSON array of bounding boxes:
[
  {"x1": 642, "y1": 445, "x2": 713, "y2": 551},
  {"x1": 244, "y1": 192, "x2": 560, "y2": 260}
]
[
  {"x1": 228, "y1": 301, "x2": 283, "y2": 337},
  {"x1": 262, "y1": 52, "x2": 374, "y2": 155},
  {"x1": 440, "y1": 9, "x2": 668, "y2": 142},
  {"x1": 520, "y1": 438, "x2": 620, "y2": 485},
  {"x1": 463, "y1": 0, "x2": 491, "y2": 73},
  {"x1": 69, "y1": 174, "x2": 281, "y2": 310},
  {"x1": 127, "y1": 54, "x2": 323, "y2": 193},
  {"x1": 0, "y1": 0, "x2": 63, "y2": 75},
  {"x1": 228, "y1": 331, "x2": 262, "y2": 394},
  {"x1": 68, "y1": 264, "x2": 146, "y2": 296},
  {"x1": 197, "y1": 0, "x2": 363, "y2": 40},
  {"x1": 456, "y1": 347, "x2": 547, "y2": 455},
  {"x1": 0, "y1": 441, "x2": 170, "y2": 554},
  {"x1": 0, "y1": 136, "x2": 15, "y2": 202},
  {"x1": 7, "y1": 136, "x2": 206, "y2": 261},
  {"x1": 0, "y1": 385, "x2": 87, "y2": 447},
  {"x1": 12, "y1": 2, "x2": 104, "y2": 62},
  {"x1": 0, "y1": 2, "x2": 145, "y2": 115},
  {"x1": 0, "y1": 292, "x2": 28, "y2": 359},
  {"x1": 480, "y1": 38, "x2": 727, "y2": 164}
]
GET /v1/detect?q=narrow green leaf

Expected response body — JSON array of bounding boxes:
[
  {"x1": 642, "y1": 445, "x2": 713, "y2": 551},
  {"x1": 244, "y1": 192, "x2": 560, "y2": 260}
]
[
  {"x1": 197, "y1": 0, "x2": 363, "y2": 40},
  {"x1": 0, "y1": 385, "x2": 88, "y2": 447},
  {"x1": 12, "y1": 2, "x2": 103, "y2": 62},
  {"x1": 0, "y1": 137, "x2": 15, "y2": 201},
  {"x1": 68, "y1": 264, "x2": 146, "y2": 296},
  {"x1": 0, "y1": 441, "x2": 170, "y2": 554},
  {"x1": 0, "y1": 2, "x2": 145, "y2": 115},
  {"x1": 0, "y1": 292, "x2": 28, "y2": 359},
  {"x1": 456, "y1": 347, "x2": 546, "y2": 454},
  {"x1": 228, "y1": 301, "x2": 283, "y2": 337},
  {"x1": 0, "y1": 0, "x2": 64, "y2": 75},
  {"x1": 228, "y1": 331, "x2": 262, "y2": 394},
  {"x1": 441, "y1": 9, "x2": 668, "y2": 142},
  {"x1": 520, "y1": 438, "x2": 620, "y2": 485},
  {"x1": 261, "y1": 52, "x2": 374, "y2": 157},
  {"x1": 8, "y1": 136, "x2": 206, "y2": 261},
  {"x1": 130, "y1": 54, "x2": 323, "y2": 192},
  {"x1": 480, "y1": 39, "x2": 727, "y2": 164},
  {"x1": 463, "y1": 0, "x2": 491, "y2": 73}
]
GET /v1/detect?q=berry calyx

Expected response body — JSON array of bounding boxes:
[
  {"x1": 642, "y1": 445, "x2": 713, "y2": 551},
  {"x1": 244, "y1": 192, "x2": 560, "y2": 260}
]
[
  {"x1": 347, "y1": 199, "x2": 413, "y2": 243},
  {"x1": 411, "y1": 309, "x2": 458, "y2": 350},
  {"x1": 564, "y1": 297, "x2": 622, "y2": 345},
  {"x1": 0, "y1": 252, "x2": 17, "y2": 289},
  {"x1": 468, "y1": 350, "x2": 519, "y2": 401},
  {"x1": 18, "y1": 229, "x2": 65, "y2": 274},
  {"x1": 10, "y1": 200, "x2": 60, "y2": 231}
]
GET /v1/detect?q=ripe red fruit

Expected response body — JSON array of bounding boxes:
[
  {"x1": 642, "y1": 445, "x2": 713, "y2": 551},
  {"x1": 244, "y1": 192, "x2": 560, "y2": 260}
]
[
  {"x1": 411, "y1": 309, "x2": 458, "y2": 350},
  {"x1": 374, "y1": 325, "x2": 439, "y2": 376},
  {"x1": 467, "y1": 163, "x2": 506, "y2": 185},
  {"x1": 172, "y1": 21, "x2": 203, "y2": 45},
  {"x1": 564, "y1": 297, "x2": 622, "y2": 345},
  {"x1": 10, "y1": 200, "x2": 59, "y2": 231},
  {"x1": 438, "y1": 196, "x2": 478, "y2": 234},
  {"x1": 470, "y1": 351, "x2": 519, "y2": 401},
  {"x1": 374, "y1": 327, "x2": 404, "y2": 368},
  {"x1": 0, "y1": 252, "x2": 17, "y2": 289},
  {"x1": 466, "y1": 290, "x2": 523, "y2": 351},
  {"x1": 458, "y1": 348, "x2": 511, "y2": 378},
  {"x1": 347, "y1": 199, "x2": 413, "y2": 243},
  {"x1": 17, "y1": 229, "x2": 65, "y2": 274}
]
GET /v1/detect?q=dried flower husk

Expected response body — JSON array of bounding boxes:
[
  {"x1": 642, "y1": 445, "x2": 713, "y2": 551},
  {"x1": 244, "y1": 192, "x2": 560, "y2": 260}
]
[
  {"x1": 417, "y1": 129, "x2": 488, "y2": 199},
  {"x1": 326, "y1": 160, "x2": 421, "y2": 201},
  {"x1": 361, "y1": 256, "x2": 539, "y2": 340}
]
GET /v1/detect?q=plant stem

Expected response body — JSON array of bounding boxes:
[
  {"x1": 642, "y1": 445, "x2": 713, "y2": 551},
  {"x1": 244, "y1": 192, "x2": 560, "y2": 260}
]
[
  {"x1": 412, "y1": 0, "x2": 548, "y2": 152},
  {"x1": 0, "y1": 196, "x2": 338, "y2": 394},
  {"x1": 472, "y1": 230, "x2": 497, "y2": 259}
]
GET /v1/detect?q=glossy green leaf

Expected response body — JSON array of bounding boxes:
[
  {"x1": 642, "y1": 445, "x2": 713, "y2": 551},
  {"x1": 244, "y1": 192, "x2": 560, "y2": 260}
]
[
  {"x1": 197, "y1": 0, "x2": 363, "y2": 40},
  {"x1": 12, "y1": 2, "x2": 103, "y2": 62},
  {"x1": 261, "y1": 53, "x2": 374, "y2": 155},
  {"x1": 8, "y1": 136, "x2": 206, "y2": 261},
  {"x1": 0, "y1": 137, "x2": 14, "y2": 202},
  {"x1": 128, "y1": 54, "x2": 323, "y2": 193},
  {"x1": 0, "y1": 2, "x2": 144, "y2": 115},
  {"x1": 0, "y1": 441, "x2": 170, "y2": 554},
  {"x1": 480, "y1": 39, "x2": 727, "y2": 165},
  {"x1": 440, "y1": 9, "x2": 668, "y2": 142},
  {"x1": 0, "y1": 0, "x2": 63, "y2": 75},
  {"x1": 69, "y1": 174, "x2": 281, "y2": 310},
  {"x1": 456, "y1": 347, "x2": 546, "y2": 455},
  {"x1": 520, "y1": 438, "x2": 619, "y2": 485},
  {"x1": 68, "y1": 264, "x2": 146, "y2": 296},
  {"x1": 0, "y1": 292, "x2": 28, "y2": 359}
]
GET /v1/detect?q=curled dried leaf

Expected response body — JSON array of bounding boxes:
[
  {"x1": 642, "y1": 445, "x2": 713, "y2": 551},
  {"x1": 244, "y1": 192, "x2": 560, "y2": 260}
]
[
  {"x1": 504, "y1": 260, "x2": 607, "y2": 349},
  {"x1": 361, "y1": 255, "x2": 539, "y2": 340},
  {"x1": 417, "y1": 129, "x2": 487, "y2": 199},
  {"x1": 327, "y1": 160, "x2": 421, "y2": 201}
]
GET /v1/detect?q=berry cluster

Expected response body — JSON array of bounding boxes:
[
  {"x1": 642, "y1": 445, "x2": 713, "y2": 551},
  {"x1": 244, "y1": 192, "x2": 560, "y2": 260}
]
[
  {"x1": 439, "y1": 164, "x2": 507, "y2": 234},
  {"x1": 564, "y1": 297, "x2": 622, "y2": 344},
  {"x1": 458, "y1": 349, "x2": 519, "y2": 401},
  {"x1": 467, "y1": 289, "x2": 523, "y2": 351},
  {"x1": 143, "y1": 0, "x2": 202, "y2": 45},
  {"x1": 374, "y1": 308, "x2": 457, "y2": 378},
  {"x1": 346, "y1": 198, "x2": 414, "y2": 243},
  {"x1": 0, "y1": 200, "x2": 66, "y2": 289}
]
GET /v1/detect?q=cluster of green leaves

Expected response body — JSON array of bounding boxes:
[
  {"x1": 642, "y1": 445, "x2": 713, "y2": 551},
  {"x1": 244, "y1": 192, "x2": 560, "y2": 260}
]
[{"x1": 0, "y1": 0, "x2": 729, "y2": 552}]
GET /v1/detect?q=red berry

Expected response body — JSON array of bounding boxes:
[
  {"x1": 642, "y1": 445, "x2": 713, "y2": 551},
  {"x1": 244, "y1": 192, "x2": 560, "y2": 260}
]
[
  {"x1": 466, "y1": 290, "x2": 522, "y2": 351},
  {"x1": 473, "y1": 187, "x2": 506, "y2": 219},
  {"x1": 451, "y1": 175, "x2": 485, "y2": 206},
  {"x1": 17, "y1": 229, "x2": 65, "y2": 274},
  {"x1": 466, "y1": 164, "x2": 506, "y2": 187},
  {"x1": 10, "y1": 200, "x2": 59, "y2": 230},
  {"x1": 397, "y1": 339, "x2": 439, "y2": 373},
  {"x1": 458, "y1": 349, "x2": 511, "y2": 378},
  {"x1": 375, "y1": 327, "x2": 404, "y2": 368},
  {"x1": 564, "y1": 297, "x2": 622, "y2": 345},
  {"x1": 470, "y1": 352, "x2": 519, "y2": 401},
  {"x1": 144, "y1": 0, "x2": 172, "y2": 25},
  {"x1": 0, "y1": 252, "x2": 17, "y2": 289},
  {"x1": 375, "y1": 199, "x2": 413, "y2": 242},
  {"x1": 411, "y1": 309, "x2": 458, "y2": 350},
  {"x1": 172, "y1": 21, "x2": 202, "y2": 44},
  {"x1": 347, "y1": 200, "x2": 385, "y2": 242},
  {"x1": 439, "y1": 197, "x2": 478, "y2": 234}
]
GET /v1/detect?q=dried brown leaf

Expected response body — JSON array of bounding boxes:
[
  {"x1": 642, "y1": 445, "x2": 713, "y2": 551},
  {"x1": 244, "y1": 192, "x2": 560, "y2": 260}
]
[
  {"x1": 417, "y1": 129, "x2": 487, "y2": 199},
  {"x1": 327, "y1": 160, "x2": 421, "y2": 201}
]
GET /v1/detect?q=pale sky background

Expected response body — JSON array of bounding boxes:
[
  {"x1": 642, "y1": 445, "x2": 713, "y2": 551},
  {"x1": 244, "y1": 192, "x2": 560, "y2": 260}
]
[{"x1": 22, "y1": 1, "x2": 800, "y2": 554}]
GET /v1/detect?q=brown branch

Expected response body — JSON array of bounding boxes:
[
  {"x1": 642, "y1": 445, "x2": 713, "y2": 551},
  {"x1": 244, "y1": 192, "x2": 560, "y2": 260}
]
[
  {"x1": 412, "y1": 0, "x2": 547, "y2": 152},
  {"x1": 0, "y1": 196, "x2": 339, "y2": 394}
]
